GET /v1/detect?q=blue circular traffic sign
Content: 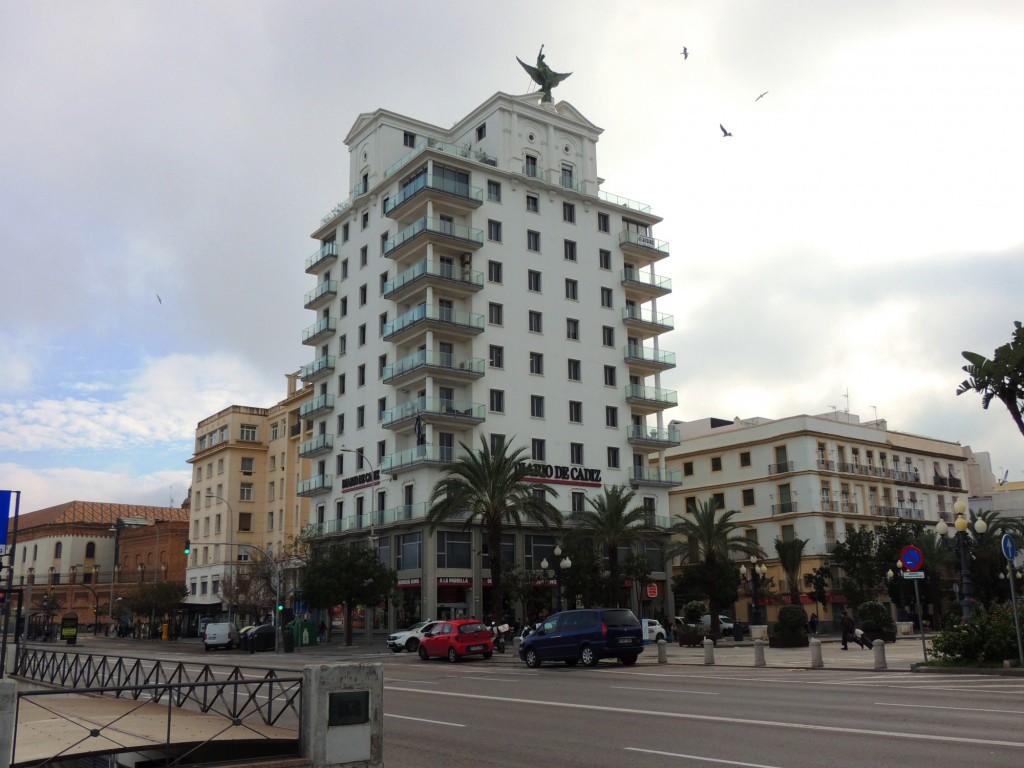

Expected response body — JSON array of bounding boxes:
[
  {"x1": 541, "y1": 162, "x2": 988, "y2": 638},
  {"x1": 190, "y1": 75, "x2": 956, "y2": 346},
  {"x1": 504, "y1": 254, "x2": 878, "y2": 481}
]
[
  {"x1": 900, "y1": 545, "x2": 924, "y2": 572},
  {"x1": 1002, "y1": 533, "x2": 1017, "y2": 562}
]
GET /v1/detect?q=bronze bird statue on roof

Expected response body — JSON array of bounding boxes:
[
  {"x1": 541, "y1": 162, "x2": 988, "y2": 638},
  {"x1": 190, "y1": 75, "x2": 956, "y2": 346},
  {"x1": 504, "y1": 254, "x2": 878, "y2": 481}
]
[{"x1": 517, "y1": 45, "x2": 572, "y2": 103}]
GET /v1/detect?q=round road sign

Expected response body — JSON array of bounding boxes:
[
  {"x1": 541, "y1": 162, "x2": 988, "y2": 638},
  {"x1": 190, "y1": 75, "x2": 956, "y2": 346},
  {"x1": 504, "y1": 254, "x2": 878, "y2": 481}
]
[
  {"x1": 900, "y1": 544, "x2": 924, "y2": 572},
  {"x1": 1002, "y1": 533, "x2": 1017, "y2": 562},
  {"x1": 646, "y1": 583, "x2": 658, "y2": 599}
]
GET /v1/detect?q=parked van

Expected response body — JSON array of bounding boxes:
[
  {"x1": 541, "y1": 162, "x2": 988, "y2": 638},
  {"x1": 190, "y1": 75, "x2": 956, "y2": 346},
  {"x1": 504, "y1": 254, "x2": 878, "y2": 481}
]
[
  {"x1": 519, "y1": 608, "x2": 644, "y2": 668},
  {"x1": 203, "y1": 622, "x2": 240, "y2": 651}
]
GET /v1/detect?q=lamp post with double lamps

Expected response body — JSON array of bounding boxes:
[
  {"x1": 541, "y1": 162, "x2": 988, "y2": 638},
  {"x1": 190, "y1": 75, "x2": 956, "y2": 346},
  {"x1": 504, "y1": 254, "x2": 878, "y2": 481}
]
[
  {"x1": 935, "y1": 499, "x2": 987, "y2": 619},
  {"x1": 541, "y1": 545, "x2": 572, "y2": 613},
  {"x1": 740, "y1": 556, "x2": 768, "y2": 627}
]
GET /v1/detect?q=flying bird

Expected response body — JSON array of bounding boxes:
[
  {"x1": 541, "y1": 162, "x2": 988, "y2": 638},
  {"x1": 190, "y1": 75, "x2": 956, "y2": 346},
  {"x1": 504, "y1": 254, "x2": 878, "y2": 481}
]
[
  {"x1": 719, "y1": 124, "x2": 732, "y2": 137},
  {"x1": 156, "y1": 294, "x2": 162, "y2": 304},
  {"x1": 756, "y1": 91, "x2": 768, "y2": 101},
  {"x1": 680, "y1": 47, "x2": 688, "y2": 59}
]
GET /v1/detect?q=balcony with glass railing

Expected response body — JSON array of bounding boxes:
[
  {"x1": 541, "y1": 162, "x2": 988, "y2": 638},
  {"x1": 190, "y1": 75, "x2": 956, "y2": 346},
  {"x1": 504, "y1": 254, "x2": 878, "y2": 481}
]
[
  {"x1": 628, "y1": 467, "x2": 683, "y2": 487},
  {"x1": 626, "y1": 425, "x2": 681, "y2": 448},
  {"x1": 598, "y1": 190, "x2": 653, "y2": 214},
  {"x1": 382, "y1": 304, "x2": 485, "y2": 342},
  {"x1": 380, "y1": 444, "x2": 456, "y2": 474},
  {"x1": 624, "y1": 384, "x2": 678, "y2": 412},
  {"x1": 622, "y1": 305, "x2": 674, "y2": 335},
  {"x1": 384, "y1": 173, "x2": 483, "y2": 218},
  {"x1": 304, "y1": 279, "x2": 338, "y2": 310},
  {"x1": 298, "y1": 433, "x2": 334, "y2": 458},
  {"x1": 383, "y1": 259, "x2": 483, "y2": 301},
  {"x1": 621, "y1": 267, "x2": 671, "y2": 297},
  {"x1": 298, "y1": 473, "x2": 333, "y2": 496},
  {"x1": 305, "y1": 242, "x2": 338, "y2": 273},
  {"x1": 299, "y1": 393, "x2": 334, "y2": 418},
  {"x1": 385, "y1": 137, "x2": 497, "y2": 179},
  {"x1": 618, "y1": 230, "x2": 670, "y2": 262},
  {"x1": 623, "y1": 344, "x2": 676, "y2": 373},
  {"x1": 382, "y1": 396, "x2": 485, "y2": 429},
  {"x1": 319, "y1": 198, "x2": 352, "y2": 227},
  {"x1": 299, "y1": 354, "x2": 336, "y2": 382},
  {"x1": 382, "y1": 349, "x2": 484, "y2": 384},
  {"x1": 317, "y1": 502, "x2": 433, "y2": 537},
  {"x1": 302, "y1": 316, "x2": 337, "y2": 345},
  {"x1": 383, "y1": 216, "x2": 484, "y2": 260}
]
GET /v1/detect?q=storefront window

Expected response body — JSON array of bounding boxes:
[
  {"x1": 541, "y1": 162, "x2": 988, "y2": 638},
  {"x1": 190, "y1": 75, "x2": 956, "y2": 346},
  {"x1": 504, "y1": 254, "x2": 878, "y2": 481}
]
[{"x1": 396, "y1": 531, "x2": 422, "y2": 570}]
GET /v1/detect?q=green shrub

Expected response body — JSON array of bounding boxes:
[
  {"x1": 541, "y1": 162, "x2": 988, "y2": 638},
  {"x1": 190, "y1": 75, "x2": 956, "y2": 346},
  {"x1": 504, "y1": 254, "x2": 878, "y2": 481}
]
[
  {"x1": 930, "y1": 602, "x2": 1024, "y2": 664},
  {"x1": 682, "y1": 600, "x2": 706, "y2": 625},
  {"x1": 772, "y1": 605, "x2": 808, "y2": 638},
  {"x1": 857, "y1": 600, "x2": 895, "y2": 633}
]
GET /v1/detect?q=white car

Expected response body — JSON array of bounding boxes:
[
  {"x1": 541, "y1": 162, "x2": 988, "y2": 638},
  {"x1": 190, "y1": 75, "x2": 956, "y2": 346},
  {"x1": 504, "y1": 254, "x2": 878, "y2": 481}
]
[
  {"x1": 643, "y1": 618, "x2": 667, "y2": 643},
  {"x1": 387, "y1": 620, "x2": 441, "y2": 653}
]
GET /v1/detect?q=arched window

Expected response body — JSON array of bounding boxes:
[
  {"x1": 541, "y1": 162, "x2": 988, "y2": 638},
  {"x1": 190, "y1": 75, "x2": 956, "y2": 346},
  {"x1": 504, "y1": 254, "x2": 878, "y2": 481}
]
[
  {"x1": 85, "y1": 541, "x2": 96, "y2": 559},
  {"x1": 54, "y1": 542, "x2": 62, "y2": 559}
]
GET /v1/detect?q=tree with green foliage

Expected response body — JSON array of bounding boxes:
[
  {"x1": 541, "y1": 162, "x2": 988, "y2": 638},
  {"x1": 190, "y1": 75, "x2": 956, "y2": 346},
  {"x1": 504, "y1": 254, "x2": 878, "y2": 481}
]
[
  {"x1": 828, "y1": 527, "x2": 880, "y2": 609},
  {"x1": 670, "y1": 497, "x2": 762, "y2": 637},
  {"x1": 426, "y1": 437, "x2": 560, "y2": 623},
  {"x1": 559, "y1": 528, "x2": 610, "y2": 611},
  {"x1": 570, "y1": 485, "x2": 659, "y2": 607},
  {"x1": 956, "y1": 320, "x2": 1024, "y2": 438},
  {"x1": 910, "y1": 528, "x2": 955, "y2": 625},
  {"x1": 774, "y1": 537, "x2": 807, "y2": 605},
  {"x1": 623, "y1": 550, "x2": 655, "y2": 616},
  {"x1": 302, "y1": 543, "x2": 397, "y2": 646},
  {"x1": 502, "y1": 564, "x2": 544, "y2": 626},
  {"x1": 122, "y1": 581, "x2": 188, "y2": 636},
  {"x1": 803, "y1": 566, "x2": 831, "y2": 621}
]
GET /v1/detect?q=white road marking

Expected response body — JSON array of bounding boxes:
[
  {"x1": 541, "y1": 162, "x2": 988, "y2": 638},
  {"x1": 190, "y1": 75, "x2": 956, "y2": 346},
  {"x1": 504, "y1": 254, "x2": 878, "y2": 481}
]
[
  {"x1": 626, "y1": 747, "x2": 782, "y2": 767},
  {"x1": 385, "y1": 713, "x2": 465, "y2": 727},
  {"x1": 876, "y1": 702, "x2": 1024, "y2": 715},
  {"x1": 462, "y1": 677, "x2": 519, "y2": 683},
  {"x1": 611, "y1": 686, "x2": 719, "y2": 696},
  {"x1": 383, "y1": 678, "x2": 438, "y2": 684}
]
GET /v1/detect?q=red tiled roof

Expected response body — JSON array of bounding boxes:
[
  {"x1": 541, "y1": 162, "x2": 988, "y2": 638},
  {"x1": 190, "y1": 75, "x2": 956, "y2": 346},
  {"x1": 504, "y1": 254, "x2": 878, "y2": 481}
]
[{"x1": 9, "y1": 500, "x2": 189, "y2": 534}]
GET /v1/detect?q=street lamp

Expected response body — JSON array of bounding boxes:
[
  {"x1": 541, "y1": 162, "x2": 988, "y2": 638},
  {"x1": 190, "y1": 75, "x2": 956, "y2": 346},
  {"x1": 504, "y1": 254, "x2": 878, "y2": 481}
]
[
  {"x1": 740, "y1": 556, "x2": 768, "y2": 626},
  {"x1": 109, "y1": 564, "x2": 121, "y2": 629},
  {"x1": 71, "y1": 564, "x2": 101, "y2": 636},
  {"x1": 540, "y1": 545, "x2": 572, "y2": 613},
  {"x1": 936, "y1": 499, "x2": 987, "y2": 619}
]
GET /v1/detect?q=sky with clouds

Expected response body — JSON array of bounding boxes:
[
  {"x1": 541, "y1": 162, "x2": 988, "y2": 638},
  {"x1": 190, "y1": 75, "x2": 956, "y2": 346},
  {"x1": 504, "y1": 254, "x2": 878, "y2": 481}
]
[{"x1": 2, "y1": 0, "x2": 1022, "y2": 513}]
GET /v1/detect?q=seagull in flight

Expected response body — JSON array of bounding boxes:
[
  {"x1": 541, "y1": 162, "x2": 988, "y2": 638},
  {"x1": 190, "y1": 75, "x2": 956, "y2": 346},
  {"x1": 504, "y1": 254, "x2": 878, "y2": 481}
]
[
  {"x1": 156, "y1": 294, "x2": 162, "y2": 304},
  {"x1": 720, "y1": 124, "x2": 732, "y2": 137},
  {"x1": 680, "y1": 47, "x2": 688, "y2": 59},
  {"x1": 756, "y1": 91, "x2": 768, "y2": 101}
]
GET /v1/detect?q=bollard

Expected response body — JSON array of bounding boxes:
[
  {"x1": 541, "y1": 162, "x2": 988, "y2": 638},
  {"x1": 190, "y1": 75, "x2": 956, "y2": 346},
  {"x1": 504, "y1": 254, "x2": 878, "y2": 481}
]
[
  {"x1": 753, "y1": 638, "x2": 766, "y2": 667},
  {"x1": 703, "y1": 637, "x2": 715, "y2": 665},
  {"x1": 809, "y1": 638, "x2": 823, "y2": 668},
  {"x1": 657, "y1": 638, "x2": 667, "y2": 664},
  {"x1": 873, "y1": 639, "x2": 887, "y2": 671}
]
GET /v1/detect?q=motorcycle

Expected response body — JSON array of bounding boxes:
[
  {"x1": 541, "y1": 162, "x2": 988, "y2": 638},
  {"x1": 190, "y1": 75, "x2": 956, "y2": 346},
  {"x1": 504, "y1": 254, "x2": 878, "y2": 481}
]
[{"x1": 491, "y1": 622, "x2": 509, "y2": 654}]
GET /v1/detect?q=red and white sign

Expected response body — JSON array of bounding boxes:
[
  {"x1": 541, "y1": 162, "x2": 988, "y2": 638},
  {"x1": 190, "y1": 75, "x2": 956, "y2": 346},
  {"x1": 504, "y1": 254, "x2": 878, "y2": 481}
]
[{"x1": 646, "y1": 583, "x2": 658, "y2": 599}]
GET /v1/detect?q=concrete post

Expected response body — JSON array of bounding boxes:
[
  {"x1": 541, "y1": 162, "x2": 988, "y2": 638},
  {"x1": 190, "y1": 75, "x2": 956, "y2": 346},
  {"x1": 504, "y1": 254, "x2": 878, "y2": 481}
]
[
  {"x1": 810, "y1": 638, "x2": 823, "y2": 668},
  {"x1": 873, "y1": 639, "x2": 887, "y2": 671},
  {"x1": 753, "y1": 638, "x2": 766, "y2": 667},
  {"x1": 657, "y1": 638, "x2": 667, "y2": 664},
  {"x1": 0, "y1": 678, "x2": 14, "y2": 768},
  {"x1": 513, "y1": 636, "x2": 522, "y2": 656},
  {"x1": 703, "y1": 637, "x2": 715, "y2": 665},
  {"x1": 301, "y1": 663, "x2": 383, "y2": 767}
]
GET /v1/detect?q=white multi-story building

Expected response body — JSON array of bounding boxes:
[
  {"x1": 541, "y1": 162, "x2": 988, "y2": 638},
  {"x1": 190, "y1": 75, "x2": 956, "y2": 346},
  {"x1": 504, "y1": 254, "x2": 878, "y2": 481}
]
[
  {"x1": 300, "y1": 89, "x2": 680, "y2": 630},
  {"x1": 664, "y1": 412, "x2": 974, "y2": 624}
]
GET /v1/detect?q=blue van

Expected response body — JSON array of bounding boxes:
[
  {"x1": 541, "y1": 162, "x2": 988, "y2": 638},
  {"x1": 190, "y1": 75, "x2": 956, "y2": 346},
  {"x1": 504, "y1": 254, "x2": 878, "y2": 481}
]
[{"x1": 519, "y1": 608, "x2": 644, "y2": 667}]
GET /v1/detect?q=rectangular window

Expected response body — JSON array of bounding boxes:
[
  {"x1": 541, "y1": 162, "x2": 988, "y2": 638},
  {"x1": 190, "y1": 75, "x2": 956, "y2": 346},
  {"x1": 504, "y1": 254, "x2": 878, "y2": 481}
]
[
  {"x1": 683, "y1": 461, "x2": 693, "y2": 476},
  {"x1": 570, "y1": 443, "x2": 584, "y2": 465},
  {"x1": 527, "y1": 230, "x2": 540, "y2": 252},
  {"x1": 530, "y1": 395, "x2": 545, "y2": 418},
  {"x1": 529, "y1": 352, "x2": 543, "y2": 374},
  {"x1": 240, "y1": 457, "x2": 254, "y2": 474},
  {"x1": 740, "y1": 451, "x2": 752, "y2": 467},
  {"x1": 379, "y1": 312, "x2": 388, "y2": 336},
  {"x1": 528, "y1": 270, "x2": 541, "y2": 292},
  {"x1": 600, "y1": 287, "x2": 613, "y2": 307},
  {"x1": 239, "y1": 483, "x2": 253, "y2": 501},
  {"x1": 488, "y1": 302, "x2": 503, "y2": 325},
  {"x1": 743, "y1": 488, "x2": 756, "y2": 506},
  {"x1": 566, "y1": 318, "x2": 579, "y2": 340},
  {"x1": 403, "y1": 131, "x2": 416, "y2": 148},
  {"x1": 488, "y1": 260, "x2": 503, "y2": 283},
  {"x1": 359, "y1": 284, "x2": 367, "y2": 306},
  {"x1": 356, "y1": 406, "x2": 365, "y2": 428},
  {"x1": 489, "y1": 389, "x2": 505, "y2": 412},
  {"x1": 342, "y1": 223, "x2": 350, "y2": 242},
  {"x1": 338, "y1": 373, "x2": 346, "y2": 394},
  {"x1": 379, "y1": 271, "x2": 388, "y2": 294},
  {"x1": 599, "y1": 249, "x2": 611, "y2": 269},
  {"x1": 571, "y1": 491, "x2": 586, "y2": 513},
  {"x1": 489, "y1": 345, "x2": 504, "y2": 368},
  {"x1": 597, "y1": 212, "x2": 610, "y2": 232},
  {"x1": 605, "y1": 406, "x2": 618, "y2": 427},
  {"x1": 396, "y1": 531, "x2": 422, "y2": 570},
  {"x1": 240, "y1": 424, "x2": 257, "y2": 441},
  {"x1": 562, "y1": 202, "x2": 576, "y2": 223},
  {"x1": 532, "y1": 438, "x2": 546, "y2": 461},
  {"x1": 487, "y1": 180, "x2": 501, "y2": 201},
  {"x1": 340, "y1": 296, "x2": 348, "y2": 317},
  {"x1": 528, "y1": 310, "x2": 542, "y2": 333},
  {"x1": 477, "y1": 124, "x2": 487, "y2": 141},
  {"x1": 361, "y1": 212, "x2": 368, "y2": 230},
  {"x1": 565, "y1": 279, "x2": 578, "y2": 300},
  {"x1": 436, "y1": 531, "x2": 473, "y2": 569},
  {"x1": 607, "y1": 446, "x2": 620, "y2": 468},
  {"x1": 564, "y1": 240, "x2": 577, "y2": 262},
  {"x1": 378, "y1": 233, "x2": 387, "y2": 256},
  {"x1": 338, "y1": 334, "x2": 347, "y2": 356},
  {"x1": 711, "y1": 456, "x2": 723, "y2": 472},
  {"x1": 569, "y1": 401, "x2": 582, "y2": 423},
  {"x1": 341, "y1": 257, "x2": 349, "y2": 278},
  {"x1": 488, "y1": 220, "x2": 502, "y2": 242},
  {"x1": 526, "y1": 194, "x2": 539, "y2": 213},
  {"x1": 602, "y1": 326, "x2": 614, "y2": 347},
  {"x1": 490, "y1": 433, "x2": 505, "y2": 453},
  {"x1": 377, "y1": 396, "x2": 386, "y2": 420},
  {"x1": 358, "y1": 324, "x2": 366, "y2": 345},
  {"x1": 603, "y1": 365, "x2": 616, "y2": 385},
  {"x1": 568, "y1": 358, "x2": 581, "y2": 380},
  {"x1": 357, "y1": 364, "x2": 366, "y2": 386}
]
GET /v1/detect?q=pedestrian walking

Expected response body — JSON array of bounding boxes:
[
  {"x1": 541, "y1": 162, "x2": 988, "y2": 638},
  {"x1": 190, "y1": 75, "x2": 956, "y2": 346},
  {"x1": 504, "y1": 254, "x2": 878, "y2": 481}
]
[
  {"x1": 808, "y1": 612, "x2": 818, "y2": 635},
  {"x1": 840, "y1": 610, "x2": 856, "y2": 650}
]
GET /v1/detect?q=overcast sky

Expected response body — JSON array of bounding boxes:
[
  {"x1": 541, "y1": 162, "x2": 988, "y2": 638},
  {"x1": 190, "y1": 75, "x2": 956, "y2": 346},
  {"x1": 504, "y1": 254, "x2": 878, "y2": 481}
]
[{"x1": 2, "y1": 1, "x2": 1022, "y2": 513}]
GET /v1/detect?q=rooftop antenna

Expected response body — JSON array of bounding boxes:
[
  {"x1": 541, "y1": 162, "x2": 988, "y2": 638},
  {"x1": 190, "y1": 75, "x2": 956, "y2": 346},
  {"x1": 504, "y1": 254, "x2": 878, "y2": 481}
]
[
  {"x1": 169, "y1": 485, "x2": 174, "y2": 507},
  {"x1": 829, "y1": 405, "x2": 837, "y2": 420},
  {"x1": 842, "y1": 388, "x2": 850, "y2": 420},
  {"x1": 870, "y1": 405, "x2": 878, "y2": 423}
]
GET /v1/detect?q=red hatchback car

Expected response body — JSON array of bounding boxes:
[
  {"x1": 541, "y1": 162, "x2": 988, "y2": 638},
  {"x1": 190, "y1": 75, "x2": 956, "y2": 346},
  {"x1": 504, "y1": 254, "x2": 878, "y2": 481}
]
[{"x1": 418, "y1": 619, "x2": 494, "y2": 662}]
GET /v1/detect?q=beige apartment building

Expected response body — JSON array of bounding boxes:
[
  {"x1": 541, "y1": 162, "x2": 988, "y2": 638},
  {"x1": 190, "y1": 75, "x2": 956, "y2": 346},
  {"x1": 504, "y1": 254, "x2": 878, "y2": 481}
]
[{"x1": 186, "y1": 372, "x2": 312, "y2": 628}]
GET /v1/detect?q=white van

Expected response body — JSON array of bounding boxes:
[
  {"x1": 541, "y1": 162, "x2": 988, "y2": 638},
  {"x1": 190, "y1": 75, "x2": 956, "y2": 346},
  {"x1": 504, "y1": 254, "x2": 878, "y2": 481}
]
[{"x1": 203, "y1": 622, "x2": 240, "y2": 651}]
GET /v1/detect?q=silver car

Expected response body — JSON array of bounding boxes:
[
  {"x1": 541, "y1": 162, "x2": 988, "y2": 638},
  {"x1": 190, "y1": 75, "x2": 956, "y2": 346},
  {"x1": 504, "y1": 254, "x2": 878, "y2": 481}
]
[{"x1": 386, "y1": 620, "x2": 441, "y2": 652}]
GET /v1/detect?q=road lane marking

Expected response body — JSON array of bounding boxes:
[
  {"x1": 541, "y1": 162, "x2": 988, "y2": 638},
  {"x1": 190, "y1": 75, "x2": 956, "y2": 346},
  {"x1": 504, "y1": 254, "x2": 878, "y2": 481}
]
[
  {"x1": 462, "y1": 677, "x2": 519, "y2": 683},
  {"x1": 383, "y1": 678, "x2": 438, "y2": 684},
  {"x1": 611, "y1": 686, "x2": 719, "y2": 696},
  {"x1": 385, "y1": 713, "x2": 465, "y2": 727},
  {"x1": 876, "y1": 702, "x2": 1024, "y2": 715},
  {"x1": 626, "y1": 747, "x2": 782, "y2": 767},
  {"x1": 385, "y1": 686, "x2": 1024, "y2": 748}
]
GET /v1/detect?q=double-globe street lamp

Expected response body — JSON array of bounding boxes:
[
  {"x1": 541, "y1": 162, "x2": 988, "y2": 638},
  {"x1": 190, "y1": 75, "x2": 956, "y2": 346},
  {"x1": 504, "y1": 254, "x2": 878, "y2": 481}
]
[
  {"x1": 935, "y1": 499, "x2": 987, "y2": 619},
  {"x1": 540, "y1": 545, "x2": 571, "y2": 613},
  {"x1": 740, "y1": 556, "x2": 768, "y2": 627}
]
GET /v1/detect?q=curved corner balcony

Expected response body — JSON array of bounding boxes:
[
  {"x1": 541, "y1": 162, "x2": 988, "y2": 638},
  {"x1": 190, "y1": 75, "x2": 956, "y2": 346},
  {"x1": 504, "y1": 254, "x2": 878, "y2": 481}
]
[
  {"x1": 299, "y1": 354, "x2": 336, "y2": 383},
  {"x1": 305, "y1": 242, "x2": 338, "y2": 274},
  {"x1": 626, "y1": 425, "x2": 681, "y2": 450},
  {"x1": 380, "y1": 444, "x2": 457, "y2": 475},
  {"x1": 298, "y1": 473, "x2": 333, "y2": 497},
  {"x1": 383, "y1": 259, "x2": 483, "y2": 303},
  {"x1": 621, "y1": 267, "x2": 671, "y2": 300},
  {"x1": 298, "y1": 433, "x2": 334, "y2": 459},
  {"x1": 304, "y1": 279, "x2": 338, "y2": 310},
  {"x1": 624, "y1": 384, "x2": 677, "y2": 414},
  {"x1": 623, "y1": 344, "x2": 676, "y2": 374},
  {"x1": 299, "y1": 393, "x2": 334, "y2": 419},
  {"x1": 383, "y1": 350, "x2": 484, "y2": 386},
  {"x1": 384, "y1": 173, "x2": 483, "y2": 221},
  {"x1": 628, "y1": 467, "x2": 683, "y2": 487},
  {"x1": 302, "y1": 316, "x2": 337, "y2": 345},
  {"x1": 383, "y1": 217, "x2": 483, "y2": 263},
  {"x1": 618, "y1": 230, "x2": 670, "y2": 264},
  {"x1": 382, "y1": 397, "x2": 485, "y2": 430},
  {"x1": 382, "y1": 304, "x2": 484, "y2": 344},
  {"x1": 622, "y1": 305, "x2": 674, "y2": 338}
]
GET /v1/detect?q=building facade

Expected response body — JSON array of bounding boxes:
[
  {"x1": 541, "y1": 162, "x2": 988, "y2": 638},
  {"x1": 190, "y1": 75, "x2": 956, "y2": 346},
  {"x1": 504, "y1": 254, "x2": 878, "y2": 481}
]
[
  {"x1": 186, "y1": 372, "x2": 312, "y2": 626},
  {"x1": 301, "y1": 90, "x2": 681, "y2": 631},
  {"x1": 663, "y1": 412, "x2": 974, "y2": 625}
]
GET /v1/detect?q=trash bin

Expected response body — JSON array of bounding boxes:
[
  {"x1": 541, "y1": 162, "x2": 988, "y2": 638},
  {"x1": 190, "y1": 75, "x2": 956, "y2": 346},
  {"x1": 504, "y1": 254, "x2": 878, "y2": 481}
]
[
  {"x1": 283, "y1": 622, "x2": 295, "y2": 653},
  {"x1": 733, "y1": 622, "x2": 743, "y2": 642}
]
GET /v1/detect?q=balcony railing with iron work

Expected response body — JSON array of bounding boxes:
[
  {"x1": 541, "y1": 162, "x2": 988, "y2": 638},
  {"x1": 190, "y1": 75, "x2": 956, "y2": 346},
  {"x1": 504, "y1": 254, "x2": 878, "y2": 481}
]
[
  {"x1": 771, "y1": 501, "x2": 798, "y2": 515},
  {"x1": 768, "y1": 461, "x2": 795, "y2": 475}
]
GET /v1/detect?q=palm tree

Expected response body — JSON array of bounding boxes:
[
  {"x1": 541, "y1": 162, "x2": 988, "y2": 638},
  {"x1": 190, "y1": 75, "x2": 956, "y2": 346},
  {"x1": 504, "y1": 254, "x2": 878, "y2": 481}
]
[
  {"x1": 956, "y1": 320, "x2": 1024, "y2": 438},
  {"x1": 670, "y1": 496, "x2": 763, "y2": 637},
  {"x1": 912, "y1": 528, "x2": 955, "y2": 626},
  {"x1": 426, "y1": 437, "x2": 560, "y2": 622},
  {"x1": 774, "y1": 536, "x2": 808, "y2": 606},
  {"x1": 569, "y1": 485, "x2": 660, "y2": 607}
]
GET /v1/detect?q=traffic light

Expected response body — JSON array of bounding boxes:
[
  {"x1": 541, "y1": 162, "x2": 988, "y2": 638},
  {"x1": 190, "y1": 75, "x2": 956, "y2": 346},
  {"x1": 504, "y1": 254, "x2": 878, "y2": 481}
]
[
  {"x1": 183, "y1": 540, "x2": 191, "y2": 555},
  {"x1": 277, "y1": 603, "x2": 284, "y2": 612}
]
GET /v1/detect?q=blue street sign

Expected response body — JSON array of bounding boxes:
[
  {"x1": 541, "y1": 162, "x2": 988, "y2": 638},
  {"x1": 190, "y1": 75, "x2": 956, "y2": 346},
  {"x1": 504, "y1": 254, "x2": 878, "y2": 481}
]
[
  {"x1": 1002, "y1": 533, "x2": 1017, "y2": 563},
  {"x1": 0, "y1": 490, "x2": 12, "y2": 552}
]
